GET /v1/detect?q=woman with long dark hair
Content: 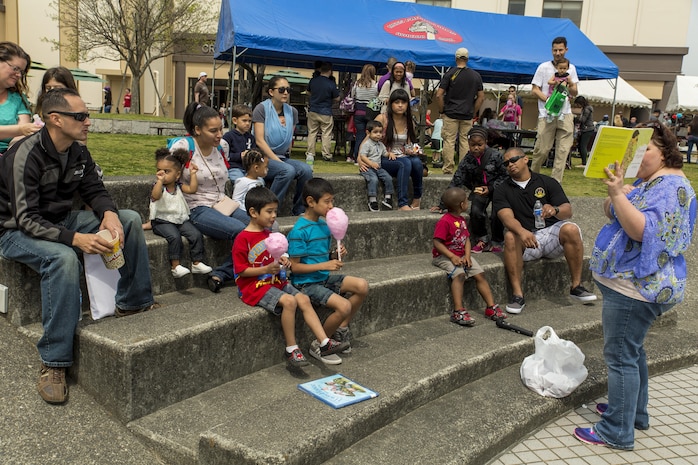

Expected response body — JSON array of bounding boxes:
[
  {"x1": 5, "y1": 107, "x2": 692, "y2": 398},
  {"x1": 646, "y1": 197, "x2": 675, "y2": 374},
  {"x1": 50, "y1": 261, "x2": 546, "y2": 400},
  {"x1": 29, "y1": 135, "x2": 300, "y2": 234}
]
[{"x1": 0, "y1": 41, "x2": 38, "y2": 153}]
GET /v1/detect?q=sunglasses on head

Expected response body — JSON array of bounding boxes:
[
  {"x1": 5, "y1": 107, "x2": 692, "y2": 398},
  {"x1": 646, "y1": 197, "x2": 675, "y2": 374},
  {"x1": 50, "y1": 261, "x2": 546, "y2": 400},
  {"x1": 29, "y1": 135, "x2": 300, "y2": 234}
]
[
  {"x1": 47, "y1": 111, "x2": 90, "y2": 122},
  {"x1": 503, "y1": 155, "x2": 525, "y2": 166},
  {"x1": 274, "y1": 87, "x2": 291, "y2": 94}
]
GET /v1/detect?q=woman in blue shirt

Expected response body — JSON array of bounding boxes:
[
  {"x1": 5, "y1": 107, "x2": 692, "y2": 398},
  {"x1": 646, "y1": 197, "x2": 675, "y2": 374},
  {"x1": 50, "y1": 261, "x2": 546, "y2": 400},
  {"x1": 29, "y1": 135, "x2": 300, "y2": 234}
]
[
  {"x1": 574, "y1": 122, "x2": 696, "y2": 450},
  {"x1": 0, "y1": 42, "x2": 38, "y2": 153}
]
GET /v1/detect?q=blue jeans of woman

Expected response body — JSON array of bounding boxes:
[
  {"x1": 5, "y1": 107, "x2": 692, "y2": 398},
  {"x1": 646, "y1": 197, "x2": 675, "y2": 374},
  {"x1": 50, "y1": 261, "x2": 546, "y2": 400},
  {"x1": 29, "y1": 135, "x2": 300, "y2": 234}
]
[
  {"x1": 593, "y1": 280, "x2": 674, "y2": 450},
  {"x1": 353, "y1": 110, "x2": 369, "y2": 160},
  {"x1": 189, "y1": 205, "x2": 249, "y2": 282},
  {"x1": 0, "y1": 210, "x2": 153, "y2": 367},
  {"x1": 686, "y1": 135, "x2": 698, "y2": 163},
  {"x1": 381, "y1": 156, "x2": 423, "y2": 208},
  {"x1": 264, "y1": 157, "x2": 313, "y2": 215},
  {"x1": 152, "y1": 219, "x2": 205, "y2": 262},
  {"x1": 469, "y1": 193, "x2": 504, "y2": 243}
]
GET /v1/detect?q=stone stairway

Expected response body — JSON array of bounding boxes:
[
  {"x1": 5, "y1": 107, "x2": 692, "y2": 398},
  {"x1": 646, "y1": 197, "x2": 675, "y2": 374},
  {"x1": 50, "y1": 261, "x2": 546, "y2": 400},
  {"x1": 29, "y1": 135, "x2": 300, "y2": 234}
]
[{"x1": 4, "y1": 174, "x2": 698, "y2": 465}]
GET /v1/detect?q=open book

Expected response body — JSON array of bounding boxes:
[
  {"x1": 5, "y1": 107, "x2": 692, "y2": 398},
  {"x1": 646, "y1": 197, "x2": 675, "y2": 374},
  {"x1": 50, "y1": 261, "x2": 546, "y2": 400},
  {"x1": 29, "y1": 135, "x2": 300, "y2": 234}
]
[
  {"x1": 583, "y1": 126, "x2": 654, "y2": 178},
  {"x1": 298, "y1": 374, "x2": 378, "y2": 409}
]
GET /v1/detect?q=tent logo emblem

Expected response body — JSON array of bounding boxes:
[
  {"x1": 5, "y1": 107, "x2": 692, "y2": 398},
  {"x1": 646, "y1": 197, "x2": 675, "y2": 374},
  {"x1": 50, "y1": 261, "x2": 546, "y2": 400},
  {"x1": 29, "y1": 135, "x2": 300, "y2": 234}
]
[{"x1": 384, "y1": 16, "x2": 462, "y2": 43}]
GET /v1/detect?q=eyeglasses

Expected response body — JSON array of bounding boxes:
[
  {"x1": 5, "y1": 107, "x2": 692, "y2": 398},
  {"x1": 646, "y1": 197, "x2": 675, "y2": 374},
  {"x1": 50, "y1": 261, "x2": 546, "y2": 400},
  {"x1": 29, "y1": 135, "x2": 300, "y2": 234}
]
[
  {"x1": 47, "y1": 111, "x2": 91, "y2": 122},
  {"x1": 503, "y1": 154, "x2": 525, "y2": 166},
  {"x1": 3, "y1": 61, "x2": 24, "y2": 76},
  {"x1": 274, "y1": 87, "x2": 291, "y2": 94}
]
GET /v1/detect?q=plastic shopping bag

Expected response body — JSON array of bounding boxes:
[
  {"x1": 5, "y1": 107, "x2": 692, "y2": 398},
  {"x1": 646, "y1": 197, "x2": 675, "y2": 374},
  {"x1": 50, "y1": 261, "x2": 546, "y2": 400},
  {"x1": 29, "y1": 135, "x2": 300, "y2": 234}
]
[{"x1": 520, "y1": 326, "x2": 588, "y2": 398}]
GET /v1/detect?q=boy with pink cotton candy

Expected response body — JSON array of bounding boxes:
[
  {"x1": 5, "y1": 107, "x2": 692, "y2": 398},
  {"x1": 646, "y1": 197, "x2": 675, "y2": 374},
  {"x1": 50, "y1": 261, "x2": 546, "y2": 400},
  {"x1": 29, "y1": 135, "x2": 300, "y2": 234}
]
[
  {"x1": 232, "y1": 186, "x2": 348, "y2": 368},
  {"x1": 288, "y1": 178, "x2": 368, "y2": 365}
]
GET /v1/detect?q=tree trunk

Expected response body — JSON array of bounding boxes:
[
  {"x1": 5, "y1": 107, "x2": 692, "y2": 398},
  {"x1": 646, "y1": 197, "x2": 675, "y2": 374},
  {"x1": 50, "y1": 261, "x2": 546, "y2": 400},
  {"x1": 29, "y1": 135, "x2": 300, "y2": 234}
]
[{"x1": 131, "y1": 73, "x2": 142, "y2": 114}]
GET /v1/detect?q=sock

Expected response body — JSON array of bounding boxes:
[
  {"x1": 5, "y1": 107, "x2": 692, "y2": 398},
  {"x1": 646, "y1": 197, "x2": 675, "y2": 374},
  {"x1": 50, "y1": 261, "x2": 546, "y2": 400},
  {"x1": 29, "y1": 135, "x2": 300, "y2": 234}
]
[
  {"x1": 369, "y1": 196, "x2": 377, "y2": 202},
  {"x1": 319, "y1": 338, "x2": 330, "y2": 348},
  {"x1": 286, "y1": 344, "x2": 299, "y2": 353}
]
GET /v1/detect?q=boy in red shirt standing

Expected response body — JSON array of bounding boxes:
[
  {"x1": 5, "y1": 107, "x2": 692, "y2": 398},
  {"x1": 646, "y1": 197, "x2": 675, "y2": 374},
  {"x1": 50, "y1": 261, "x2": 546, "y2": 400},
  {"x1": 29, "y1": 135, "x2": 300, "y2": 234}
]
[
  {"x1": 432, "y1": 187, "x2": 505, "y2": 326},
  {"x1": 123, "y1": 88, "x2": 132, "y2": 114}
]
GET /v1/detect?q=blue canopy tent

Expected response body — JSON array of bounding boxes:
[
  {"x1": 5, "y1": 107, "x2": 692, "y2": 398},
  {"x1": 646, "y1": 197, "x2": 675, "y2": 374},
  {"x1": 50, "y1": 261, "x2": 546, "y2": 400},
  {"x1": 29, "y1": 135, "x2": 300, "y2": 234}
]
[{"x1": 215, "y1": 0, "x2": 618, "y2": 85}]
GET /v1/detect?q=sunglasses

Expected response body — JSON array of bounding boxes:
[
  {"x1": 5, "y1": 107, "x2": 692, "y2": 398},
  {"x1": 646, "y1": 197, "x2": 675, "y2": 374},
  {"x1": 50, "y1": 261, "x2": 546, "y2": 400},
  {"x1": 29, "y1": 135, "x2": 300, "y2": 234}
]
[
  {"x1": 503, "y1": 155, "x2": 525, "y2": 166},
  {"x1": 274, "y1": 87, "x2": 291, "y2": 94},
  {"x1": 47, "y1": 111, "x2": 91, "y2": 122},
  {"x1": 3, "y1": 61, "x2": 24, "y2": 76}
]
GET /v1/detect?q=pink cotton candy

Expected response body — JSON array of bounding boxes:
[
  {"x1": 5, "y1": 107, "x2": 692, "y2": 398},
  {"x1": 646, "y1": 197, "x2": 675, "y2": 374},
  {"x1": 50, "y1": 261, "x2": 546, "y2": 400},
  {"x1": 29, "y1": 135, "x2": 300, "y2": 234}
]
[
  {"x1": 264, "y1": 232, "x2": 288, "y2": 260},
  {"x1": 326, "y1": 208, "x2": 348, "y2": 240}
]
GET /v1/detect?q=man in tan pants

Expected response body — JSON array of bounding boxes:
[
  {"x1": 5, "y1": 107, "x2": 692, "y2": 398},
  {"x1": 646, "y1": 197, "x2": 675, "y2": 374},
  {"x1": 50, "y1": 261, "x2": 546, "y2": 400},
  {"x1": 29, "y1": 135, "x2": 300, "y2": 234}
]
[{"x1": 529, "y1": 37, "x2": 578, "y2": 183}]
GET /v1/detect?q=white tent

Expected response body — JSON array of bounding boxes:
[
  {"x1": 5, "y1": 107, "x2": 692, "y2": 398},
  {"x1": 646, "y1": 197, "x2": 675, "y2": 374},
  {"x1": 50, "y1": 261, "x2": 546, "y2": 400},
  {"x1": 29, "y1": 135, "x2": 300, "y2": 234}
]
[
  {"x1": 666, "y1": 75, "x2": 698, "y2": 112},
  {"x1": 484, "y1": 76, "x2": 651, "y2": 108}
]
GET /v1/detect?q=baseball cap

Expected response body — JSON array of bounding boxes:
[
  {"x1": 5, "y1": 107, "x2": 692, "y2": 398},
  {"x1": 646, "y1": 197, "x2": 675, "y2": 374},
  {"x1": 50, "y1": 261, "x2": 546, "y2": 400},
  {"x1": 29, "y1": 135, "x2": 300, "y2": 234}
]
[
  {"x1": 455, "y1": 47, "x2": 469, "y2": 59},
  {"x1": 199, "y1": 71, "x2": 207, "y2": 78}
]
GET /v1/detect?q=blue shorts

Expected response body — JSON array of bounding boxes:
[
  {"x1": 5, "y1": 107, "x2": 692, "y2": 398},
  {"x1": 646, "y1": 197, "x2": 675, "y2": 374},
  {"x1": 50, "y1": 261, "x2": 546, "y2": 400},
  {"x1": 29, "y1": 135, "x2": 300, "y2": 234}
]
[
  {"x1": 257, "y1": 283, "x2": 300, "y2": 316},
  {"x1": 294, "y1": 275, "x2": 346, "y2": 306}
]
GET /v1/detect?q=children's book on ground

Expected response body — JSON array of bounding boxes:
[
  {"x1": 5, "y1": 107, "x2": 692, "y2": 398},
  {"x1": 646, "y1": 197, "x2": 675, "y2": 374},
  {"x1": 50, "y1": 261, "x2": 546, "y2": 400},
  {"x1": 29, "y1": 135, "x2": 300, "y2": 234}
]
[
  {"x1": 298, "y1": 374, "x2": 379, "y2": 409},
  {"x1": 584, "y1": 126, "x2": 653, "y2": 179}
]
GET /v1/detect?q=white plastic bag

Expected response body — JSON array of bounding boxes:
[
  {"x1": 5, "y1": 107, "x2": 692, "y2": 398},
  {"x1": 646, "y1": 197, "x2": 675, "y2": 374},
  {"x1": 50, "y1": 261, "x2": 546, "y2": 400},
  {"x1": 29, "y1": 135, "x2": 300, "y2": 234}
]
[
  {"x1": 520, "y1": 326, "x2": 588, "y2": 398},
  {"x1": 84, "y1": 253, "x2": 119, "y2": 320}
]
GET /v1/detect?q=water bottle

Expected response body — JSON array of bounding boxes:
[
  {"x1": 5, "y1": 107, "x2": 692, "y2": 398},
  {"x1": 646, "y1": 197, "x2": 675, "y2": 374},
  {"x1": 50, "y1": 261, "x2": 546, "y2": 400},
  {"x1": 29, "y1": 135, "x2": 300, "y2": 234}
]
[
  {"x1": 279, "y1": 264, "x2": 287, "y2": 281},
  {"x1": 534, "y1": 200, "x2": 545, "y2": 229}
]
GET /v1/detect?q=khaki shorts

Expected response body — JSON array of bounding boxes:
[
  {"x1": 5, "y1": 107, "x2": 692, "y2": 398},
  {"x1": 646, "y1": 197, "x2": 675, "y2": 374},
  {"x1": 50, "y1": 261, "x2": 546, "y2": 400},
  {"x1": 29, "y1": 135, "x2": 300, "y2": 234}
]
[{"x1": 432, "y1": 254, "x2": 484, "y2": 279}]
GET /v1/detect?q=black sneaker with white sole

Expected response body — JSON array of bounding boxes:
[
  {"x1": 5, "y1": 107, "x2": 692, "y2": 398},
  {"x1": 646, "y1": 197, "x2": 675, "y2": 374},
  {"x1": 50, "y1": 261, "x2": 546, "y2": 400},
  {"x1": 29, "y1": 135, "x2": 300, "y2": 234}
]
[
  {"x1": 570, "y1": 285, "x2": 597, "y2": 303},
  {"x1": 368, "y1": 201, "x2": 380, "y2": 212}
]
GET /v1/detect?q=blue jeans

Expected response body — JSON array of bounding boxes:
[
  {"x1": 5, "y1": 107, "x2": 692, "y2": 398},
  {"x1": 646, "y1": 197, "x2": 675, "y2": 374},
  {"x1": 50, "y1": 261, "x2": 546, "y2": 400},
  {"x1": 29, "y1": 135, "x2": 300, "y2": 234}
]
[
  {"x1": 264, "y1": 157, "x2": 313, "y2": 215},
  {"x1": 361, "y1": 167, "x2": 394, "y2": 197},
  {"x1": 593, "y1": 280, "x2": 674, "y2": 450},
  {"x1": 189, "y1": 205, "x2": 249, "y2": 282},
  {"x1": 381, "y1": 156, "x2": 423, "y2": 207},
  {"x1": 152, "y1": 219, "x2": 205, "y2": 262},
  {"x1": 686, "y1": 135, "x2": 698, "y2": 163},
  {"x1": 0, "y1": 210, "x2": 153, "y2": 367}
]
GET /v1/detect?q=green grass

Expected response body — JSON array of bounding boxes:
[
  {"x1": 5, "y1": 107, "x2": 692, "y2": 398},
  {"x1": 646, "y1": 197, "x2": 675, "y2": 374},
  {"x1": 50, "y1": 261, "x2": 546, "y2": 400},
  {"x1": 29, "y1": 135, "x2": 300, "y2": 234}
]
[{"x1": 87, "y1": 132, "x2": 698, "y2": 197}]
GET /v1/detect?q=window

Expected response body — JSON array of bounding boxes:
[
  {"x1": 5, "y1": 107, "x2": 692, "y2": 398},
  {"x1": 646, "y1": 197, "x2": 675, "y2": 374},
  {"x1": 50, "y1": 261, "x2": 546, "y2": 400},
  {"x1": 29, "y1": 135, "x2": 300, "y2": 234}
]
[
  {"x1": 542, "y1": 0, "x2": 582, "y2": 27},
  {"x1": 508, "y1": 0, "x2": 526, "y2": 16},
  {"x1": 416, "y1": 0, "x2": 451, "y2": 7}
]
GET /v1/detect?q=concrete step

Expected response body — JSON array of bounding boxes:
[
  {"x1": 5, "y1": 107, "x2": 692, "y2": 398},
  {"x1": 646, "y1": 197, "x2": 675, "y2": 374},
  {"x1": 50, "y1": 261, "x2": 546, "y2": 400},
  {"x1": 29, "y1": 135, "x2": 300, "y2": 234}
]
[
  {"x1": 18, "y1": 252, "x2": 594, "y2": 423},
  {"x1": 126, "y1": 296, "x2": 678, "y2": 465},
  {"x1": 326, "y1": 314, "x2": 696, "y2": 465}
]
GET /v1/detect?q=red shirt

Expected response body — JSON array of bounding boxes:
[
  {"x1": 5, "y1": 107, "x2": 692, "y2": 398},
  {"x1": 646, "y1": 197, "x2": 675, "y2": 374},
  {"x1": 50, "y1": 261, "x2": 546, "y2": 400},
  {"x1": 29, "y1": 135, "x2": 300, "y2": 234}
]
[
  {"x1": 123, "y1": 94, "x2": 131, "y2": 108},
  {"x1": 432, "y1": 212, "x2": 470, "y2": 258},
  {"x1": 232, "y1": 229, "x2": 287, "y2": 306}
]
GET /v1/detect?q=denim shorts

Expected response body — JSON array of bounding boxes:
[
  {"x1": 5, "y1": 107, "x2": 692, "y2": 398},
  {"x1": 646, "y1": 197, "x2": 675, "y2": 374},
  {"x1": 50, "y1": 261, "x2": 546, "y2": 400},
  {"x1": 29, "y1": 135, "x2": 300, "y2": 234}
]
[
  {"x1": 257, "y1": 283, "x2": 300, "y2": 316},
  {"x1": 295, "y1": 275, "x2": 345, "y2": 306}
]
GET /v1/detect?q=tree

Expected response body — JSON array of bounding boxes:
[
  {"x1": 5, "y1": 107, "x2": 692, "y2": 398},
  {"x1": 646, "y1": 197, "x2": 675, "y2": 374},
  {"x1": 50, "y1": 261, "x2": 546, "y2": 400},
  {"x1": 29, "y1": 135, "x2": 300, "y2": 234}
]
[{"x1": 51, "y1": 0, "x2": 213, "y2": 114}]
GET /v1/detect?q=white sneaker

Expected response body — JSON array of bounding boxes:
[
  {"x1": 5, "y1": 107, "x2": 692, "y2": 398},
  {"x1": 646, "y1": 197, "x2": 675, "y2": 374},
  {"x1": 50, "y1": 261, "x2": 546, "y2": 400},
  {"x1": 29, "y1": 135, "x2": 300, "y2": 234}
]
[
  {"x1": 191, "y1": 262, "x2": 213, "y2": 274},
  {"x1": 171, "y1": 265, "x2": 191, "y2": 278},
  {"x1": 308, "y1": 340, "x2": 342, "y2": 365}
]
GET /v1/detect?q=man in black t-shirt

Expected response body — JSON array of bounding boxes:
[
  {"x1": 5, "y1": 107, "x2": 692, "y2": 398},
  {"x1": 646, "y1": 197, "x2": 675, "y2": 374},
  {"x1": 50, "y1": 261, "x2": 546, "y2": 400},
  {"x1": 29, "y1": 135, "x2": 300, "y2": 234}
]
[
  {"x1": 493, "y1": 147, "x2": 596, "y2": 314},
  {"x1": 436, "y1": 48, "x2": 484, "y2": 174}
]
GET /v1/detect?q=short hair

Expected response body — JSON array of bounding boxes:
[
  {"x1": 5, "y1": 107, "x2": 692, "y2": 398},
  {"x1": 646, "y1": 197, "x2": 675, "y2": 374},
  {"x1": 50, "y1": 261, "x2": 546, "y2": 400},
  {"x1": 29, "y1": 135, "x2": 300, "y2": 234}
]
[
  {"x1": 183, "y1": 102, "x2": 220, "y2": 135},
  {"x1": 42, "y1": 88, "x2": 81, "y2": 116},
  {"x1": 366, "y1": 120, "x2": 383, "y2": 132},
  {"x1": 242, "y1": 148, "x2": 265, "y2": 172},
  {"x1": 155, "y1": 147, "x2": 189, "y2": 170},
  {"x1": 302, "y1": 177, "x2": 334, "y2": 207},
  {"x1": 556, "y1": 58, "x2": 570, "y2": 67},
  {"x1": 441, "y1": 187, "x2": 468, "y2": 212},
  {"x1": 245, "y1": 186, "x2": 278, "y2": 216},
  {"x1": 230, "y1": 104, "x2": 252, "y2": 118},
  {"x1": 637, "y1": 121, "x2": 683, "y2": 168},
  {"x1": 320, "y1": 62, "x2": 333, "y2": 73},
  {"x1": 552, "y1": 36, "x2": 568, "y2": 47},
  {"x1": 504, "y1": 147, "x2": 526, "y2": 160}
]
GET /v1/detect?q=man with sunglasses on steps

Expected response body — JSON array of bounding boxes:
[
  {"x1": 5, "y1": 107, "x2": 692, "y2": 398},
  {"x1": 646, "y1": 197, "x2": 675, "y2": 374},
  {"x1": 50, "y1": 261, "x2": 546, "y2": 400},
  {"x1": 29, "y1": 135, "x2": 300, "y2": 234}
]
[
  {"x1": 493, "y1": 147, "x2": 596, "y2": 314},
  {"x1": 0, "y1": 88, "x2": 156, "y2": 404}
]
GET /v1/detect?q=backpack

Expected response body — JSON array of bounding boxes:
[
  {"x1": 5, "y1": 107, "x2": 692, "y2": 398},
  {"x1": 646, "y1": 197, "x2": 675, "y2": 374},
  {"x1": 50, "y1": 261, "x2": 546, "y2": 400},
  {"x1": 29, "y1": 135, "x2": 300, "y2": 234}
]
[
  {"x1": 167, "y1": 136, "x2": 229, "y2": 169},
  {"x1": 502, "y1": 105, "x2": 517, "y2": 122}
]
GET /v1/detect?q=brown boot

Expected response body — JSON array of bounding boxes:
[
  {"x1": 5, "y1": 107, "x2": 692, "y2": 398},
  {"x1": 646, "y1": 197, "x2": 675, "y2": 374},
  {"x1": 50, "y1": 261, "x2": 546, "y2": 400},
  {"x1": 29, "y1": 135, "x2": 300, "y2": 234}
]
[{"x1": 37, "y1": 363, "x2": 68, "y2": 404}]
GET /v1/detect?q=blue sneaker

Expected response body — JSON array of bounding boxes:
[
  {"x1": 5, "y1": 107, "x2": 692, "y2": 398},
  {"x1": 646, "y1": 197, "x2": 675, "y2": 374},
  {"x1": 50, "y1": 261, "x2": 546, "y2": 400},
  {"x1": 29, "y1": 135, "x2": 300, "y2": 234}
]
[
  {"x1": 573, "y1": 427, "x2": 607, "y2": 447},
  {"x1": 596, "y1": 403, "x2": 608, "y2": 415}
]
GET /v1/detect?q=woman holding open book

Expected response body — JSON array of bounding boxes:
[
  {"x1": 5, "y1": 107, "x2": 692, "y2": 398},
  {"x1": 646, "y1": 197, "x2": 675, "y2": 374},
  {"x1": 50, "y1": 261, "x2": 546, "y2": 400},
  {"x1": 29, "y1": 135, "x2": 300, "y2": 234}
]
[{"x1": 573, "y1": 121, "x2": 696, "y2": 450}]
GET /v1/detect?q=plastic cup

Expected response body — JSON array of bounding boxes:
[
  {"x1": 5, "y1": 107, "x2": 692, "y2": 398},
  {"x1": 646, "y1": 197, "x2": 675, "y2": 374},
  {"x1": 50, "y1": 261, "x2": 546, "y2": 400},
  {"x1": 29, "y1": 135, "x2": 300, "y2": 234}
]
[{"x1": 96, "y1": 230, "x2": 125, "y2": 269}]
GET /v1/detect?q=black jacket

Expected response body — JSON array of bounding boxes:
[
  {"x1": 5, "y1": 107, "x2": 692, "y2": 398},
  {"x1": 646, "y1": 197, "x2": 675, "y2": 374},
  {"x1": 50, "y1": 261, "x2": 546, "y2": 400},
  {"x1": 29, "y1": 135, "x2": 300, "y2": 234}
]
[
  {"x1": 0, "y1": 128, "x2": 117, "y2": 246},
  {"x1": 449, "y1": 146, "x2": 508, "y2": 194}
]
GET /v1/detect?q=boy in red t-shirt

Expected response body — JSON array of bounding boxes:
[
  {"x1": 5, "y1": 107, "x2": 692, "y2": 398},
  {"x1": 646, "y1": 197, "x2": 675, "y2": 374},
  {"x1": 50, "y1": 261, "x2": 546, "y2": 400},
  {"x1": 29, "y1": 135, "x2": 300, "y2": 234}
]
[
  {"x1": 232, "y1": 186, "x2": 348, "y2": 367},
  {"x1": 432, "y1": 187, "x2": 504, "y2": 326},
  {"x1": 123, "y1": 88, "x2": 131, "y2": 114}
]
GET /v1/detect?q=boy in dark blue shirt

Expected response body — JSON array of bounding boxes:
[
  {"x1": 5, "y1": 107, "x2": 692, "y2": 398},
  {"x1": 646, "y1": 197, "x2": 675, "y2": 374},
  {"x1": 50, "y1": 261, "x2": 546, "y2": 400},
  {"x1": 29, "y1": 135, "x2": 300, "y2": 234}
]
[{"x1": 223, "y1": 104, "x2": 256, "y2": 184}]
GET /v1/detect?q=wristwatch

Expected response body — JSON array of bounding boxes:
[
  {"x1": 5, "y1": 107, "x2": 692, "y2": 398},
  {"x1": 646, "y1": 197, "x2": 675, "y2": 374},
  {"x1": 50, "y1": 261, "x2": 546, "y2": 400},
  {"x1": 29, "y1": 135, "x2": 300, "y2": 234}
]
[{"x1": 554, "y1": 206, "x2": 560, "y2": 216}]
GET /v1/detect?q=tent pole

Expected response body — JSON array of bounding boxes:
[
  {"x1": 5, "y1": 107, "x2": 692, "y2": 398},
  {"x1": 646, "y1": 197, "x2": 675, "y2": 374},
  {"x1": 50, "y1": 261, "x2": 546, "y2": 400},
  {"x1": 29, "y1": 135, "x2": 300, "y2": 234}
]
[
  {"x1": 228, "y1": 46, "x2": 237, "y2": 124},
  {"x1": 610, "y1": 76, "x2": 618, "y2": 120}
]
